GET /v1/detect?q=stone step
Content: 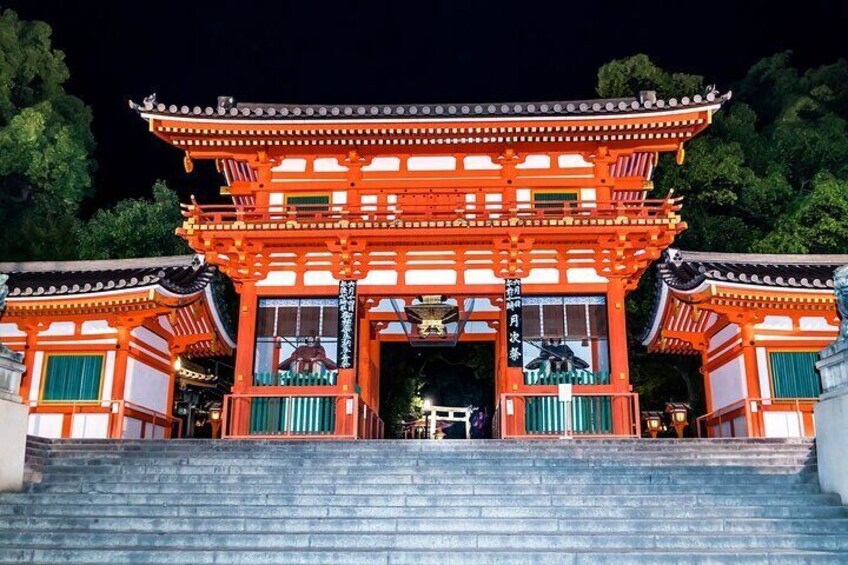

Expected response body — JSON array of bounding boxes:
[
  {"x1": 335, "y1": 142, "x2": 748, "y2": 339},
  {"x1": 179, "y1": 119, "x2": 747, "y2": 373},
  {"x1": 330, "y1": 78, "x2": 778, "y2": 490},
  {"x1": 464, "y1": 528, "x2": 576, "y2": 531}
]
[
  {"x1": 0, "y1": 548, "x2": 843, "y2": 565},
  {"x1": 31, "y1": 470, "x2": 819, "y2": 486},
  {"x1": 2, "y1": 492, "x2": 840, "y2": 507},
  {"x1": 4, "y1": 516, "x2": 848, "y2": 535},
  {"x1": 3, "y1": 531, "x2": 848, "y2": 551},
  {"x1": 28, "y1": 481, "x2": 823, "y2": 496},
  {"x1": 34, "y1": 463, "x2": 819, "y2": 477},
  {"x1": 1, "y1": 502, "x2": 843, "y2": 520},
  {"x1": 8, "y1": 438, "x2": 842, "y2": 564}
]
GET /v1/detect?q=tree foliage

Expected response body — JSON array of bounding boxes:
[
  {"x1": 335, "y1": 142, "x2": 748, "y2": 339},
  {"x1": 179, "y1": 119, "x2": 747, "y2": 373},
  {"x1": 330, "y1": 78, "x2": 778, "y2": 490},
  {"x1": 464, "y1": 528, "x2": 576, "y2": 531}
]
[
  {"x1": 598, "y1": 54, "x2": 848, "y2": 408},
  {"x1": 77, "y1": 181, "x2": 190, "y2": 259},
  {"x1": 0, "y1": 9, "x2": 95, "y2": 260}
]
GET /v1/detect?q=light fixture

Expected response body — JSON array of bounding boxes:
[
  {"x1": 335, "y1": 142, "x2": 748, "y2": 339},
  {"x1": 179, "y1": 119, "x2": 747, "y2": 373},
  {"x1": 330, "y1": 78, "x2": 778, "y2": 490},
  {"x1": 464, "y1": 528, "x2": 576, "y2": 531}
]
[
  {"x1": 665, "y1": 402, "x2": 691, "y2": 438},
  {"x1": 642, "y1": 411, "x2": 663, "y2": 439},
  {"x1": 173, "y1": 357, "x2": 182, "y2": 372},
  {"x1": 422, "y1": 398, "x2": 432, "y2": 411}
]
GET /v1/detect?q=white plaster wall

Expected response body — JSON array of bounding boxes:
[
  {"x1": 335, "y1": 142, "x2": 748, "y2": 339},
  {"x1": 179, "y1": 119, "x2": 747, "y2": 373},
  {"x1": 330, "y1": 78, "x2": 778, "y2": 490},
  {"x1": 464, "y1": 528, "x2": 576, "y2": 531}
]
[
  {"x1": 132, "y1": 327, "x2": 169, "y2": 356},
  {"x1": 732, "y1": 415, "x2": 747, "y2": 437},
  {"x1": 28, "y1": 413, "x2": 63, "y2": 438},
  {"x1": 101, "y1": 351, "x2": 116, "y2": 402},
  {"x1": 463, "y1": 155, "x2": 499, "y2": 170},
  {"x1": 558, "y1": 154, "x2": 592, "y2": 168},
  {"x1": 257, "y1": 271, "x2": 296, "y2": 287},
  {"x1": 0, "y1": 324, "x2": 25, "y2": 338},
  {"x1": 756, "y1": 347, "x2": 771, "y2": 400},
  {"x1": 762, "y1": 411, "x2": 804, "y2": 438},
  {"x1": 363, "y1": 157, "x2": 400, "y2": 171},
  {"x1": 709, "y1": 323, "x2": 740, "y2": 353},
  {"x1": 755, "y1": 316, "x2": 793, "y2": 330},
  {"x1": 405, "y1": 270, "x2": 457, "y2": 285},
  {"x1": 800, "y1": 316, "x2": 839, "y2": 331},
  {"x1": 304, "y1": 271, "x2": 337, "y2": 286},
  {"x1": 709, "y1": 355, "x2": 748, "y2": 410},
  {"x1": 124, "y1": 359, "x2": 169, "y2": 414},
  {"x1": 71, "y1": 413, "x2": 109, "y2": 439},
  {"x1": 359, "y1": 270, "x2": 398, "y2": 286},
  {"x1": 123, "y1": 417, "x2": 142, "y2": 439},
  {"x1": 407, "y1": 156, "x2": 455, "y2": 171},
  {"x1": 566, "y1": 268, "x2": 607, "y2": 284},
  {"x1": 80, "y1": 321, "x2": 114, "y2": 335},
  {"x1": 816, "y1": 388, "x2": 848, "y2": 503},
  {"x1": 580, "y1": 188, "x2": 597, "y2": 202},
  {"x1": 524, "y1": 268, "x2": 559, "y2": 285},
  {"x1": 314, "y1": 157, "x2": 346, "y2": 172},
  {"x1": 28, "y1": 352, "x2": 44, "y2": 404},
  {"x1": 39, "y1": 322, "x2": 75, "y2": 336},
  {"x1": 516, "y1": 155, "x2": 550, "y2": 169},
  {"x1": 463, "y1": 269, "x2": 500, "y2": 285}
]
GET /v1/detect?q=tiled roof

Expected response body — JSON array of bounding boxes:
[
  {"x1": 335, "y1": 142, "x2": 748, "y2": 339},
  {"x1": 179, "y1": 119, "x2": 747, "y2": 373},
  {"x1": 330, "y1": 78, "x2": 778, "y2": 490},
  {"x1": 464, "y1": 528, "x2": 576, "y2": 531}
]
[
  {"x1": 657, "y1": 249, "x2": 848, "y2": 292},
  {"x1": 129, "y1": 89, "x2": 731, "y2": 121},
  {"x1": 0, "y1": 255, "x2": 215, "y2": 298}
]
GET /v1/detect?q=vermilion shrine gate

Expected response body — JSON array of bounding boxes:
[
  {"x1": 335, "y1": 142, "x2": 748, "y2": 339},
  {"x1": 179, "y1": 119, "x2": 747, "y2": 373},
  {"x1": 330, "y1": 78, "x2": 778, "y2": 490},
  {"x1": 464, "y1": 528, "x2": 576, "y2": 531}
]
[{"x1": 131, "y1": 88, "x2": 729, "y2": 439}]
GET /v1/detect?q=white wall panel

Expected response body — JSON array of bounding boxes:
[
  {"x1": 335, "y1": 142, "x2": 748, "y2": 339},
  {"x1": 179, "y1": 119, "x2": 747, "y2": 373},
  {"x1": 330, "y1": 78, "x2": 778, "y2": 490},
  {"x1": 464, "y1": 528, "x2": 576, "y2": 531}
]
[
  {"x1": 124, "y1": 359, "x2": 169, "y2": 414},
  {"x1": 71, "y1": 413, "x2": 109, "y2": 439},
  {"x1": 709, "y1": 355, "x2": 747, "y2": 410},
  {"x1": 28, "y1": 413, "x2": 63, "y2": 439}
]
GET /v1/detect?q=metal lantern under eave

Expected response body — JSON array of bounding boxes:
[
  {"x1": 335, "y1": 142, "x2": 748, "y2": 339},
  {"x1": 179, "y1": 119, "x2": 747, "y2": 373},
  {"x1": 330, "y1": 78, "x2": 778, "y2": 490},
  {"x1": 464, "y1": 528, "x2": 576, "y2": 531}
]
[{"x1": 665, "y1": 402, "x2": 691, "y2": 438}]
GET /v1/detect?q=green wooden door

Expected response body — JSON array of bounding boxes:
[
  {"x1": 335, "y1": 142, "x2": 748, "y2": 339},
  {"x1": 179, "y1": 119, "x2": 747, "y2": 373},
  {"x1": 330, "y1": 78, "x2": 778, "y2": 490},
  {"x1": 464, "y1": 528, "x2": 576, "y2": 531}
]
[
  {"x1": 770, "y1": 351, "x2": 822, "y2": 398},
  {"x1": 42, "y1": 355, "x2": 103, "y2": 401}
]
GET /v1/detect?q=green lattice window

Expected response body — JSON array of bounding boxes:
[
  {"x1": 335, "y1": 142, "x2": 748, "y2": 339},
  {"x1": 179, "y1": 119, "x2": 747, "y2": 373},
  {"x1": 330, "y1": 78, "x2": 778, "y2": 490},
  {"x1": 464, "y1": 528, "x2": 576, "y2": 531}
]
[
  {"x1": 534, "y1": 191, "x2": 578, "y2": 210},
  {"x1": 770, "y1": 351, "x2": 822, "y2": 399},
  {"x1": 41, "y1": 354, "x2": 103, "y2": 402},
  {"x1": 286, "y1": 194, "x2": 330, "y2": 206}
]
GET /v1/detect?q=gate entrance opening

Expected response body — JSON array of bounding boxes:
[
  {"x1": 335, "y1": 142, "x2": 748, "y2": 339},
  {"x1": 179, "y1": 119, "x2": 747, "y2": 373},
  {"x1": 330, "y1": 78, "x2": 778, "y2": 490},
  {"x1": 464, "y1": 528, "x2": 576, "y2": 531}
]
[{"x1": 379, "y1": 342, "x2": 495, "y2": 439}]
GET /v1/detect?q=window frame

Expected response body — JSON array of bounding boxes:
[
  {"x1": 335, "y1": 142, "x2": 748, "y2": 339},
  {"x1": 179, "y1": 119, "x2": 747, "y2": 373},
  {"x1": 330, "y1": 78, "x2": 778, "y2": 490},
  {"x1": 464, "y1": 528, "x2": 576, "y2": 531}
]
[
  {"x1": 766, "y1": 348, "x2": 822, "y2": 401},
  {"x1": 39, "y1": 352, "x2": 106, "y2": 404}
]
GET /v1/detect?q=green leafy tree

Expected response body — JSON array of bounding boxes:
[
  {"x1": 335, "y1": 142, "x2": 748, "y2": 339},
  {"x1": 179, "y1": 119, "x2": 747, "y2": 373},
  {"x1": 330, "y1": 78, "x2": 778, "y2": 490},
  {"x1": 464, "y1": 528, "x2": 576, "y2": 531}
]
[
  {"x1": 77, "y1": 181, "x2": 190, "y2": 259},
  {"x1": 754, "y1": 174, "x2": 848, "y2": 253},
  {"x1": 598, "y1": 53, "x2": 848, "y2": 410},
  {"x1": 596, "y1": 53, "x2": 704, "y2": 99},
  {"x1": 0, "y1": 9, "x2": 95, "y2": 260}
]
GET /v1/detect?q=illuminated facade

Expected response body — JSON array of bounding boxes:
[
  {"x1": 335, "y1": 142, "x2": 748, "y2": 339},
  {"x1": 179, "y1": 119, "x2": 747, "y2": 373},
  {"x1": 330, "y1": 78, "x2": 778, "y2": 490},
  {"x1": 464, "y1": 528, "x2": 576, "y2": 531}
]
[
  {"x1": 644, "y1": 249, "x2": 844, "y2": 437},
  {"x1": 0, "y1": 256, "x2": 234, "y2": 439},
  {"x1": 131, "y1": 89, "x2": 728, "y2": 438}
]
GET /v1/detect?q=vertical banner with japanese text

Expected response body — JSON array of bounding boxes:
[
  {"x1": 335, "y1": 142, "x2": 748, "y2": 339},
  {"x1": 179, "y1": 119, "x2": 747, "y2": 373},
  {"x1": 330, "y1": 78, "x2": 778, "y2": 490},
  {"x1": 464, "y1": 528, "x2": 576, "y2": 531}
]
[
  {"x1": 337, "y1": 280, "x2": 357, "y2": 370},
  {"x1": 505, "y1": 278, "x2": 523, "y2": 368}
]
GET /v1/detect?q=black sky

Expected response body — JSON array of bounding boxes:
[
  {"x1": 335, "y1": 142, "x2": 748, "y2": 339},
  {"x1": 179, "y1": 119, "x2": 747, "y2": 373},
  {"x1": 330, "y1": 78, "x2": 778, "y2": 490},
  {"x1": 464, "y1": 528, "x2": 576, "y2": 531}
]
[{"x1": 5, "y1": 0, "x2": 848, "y2": 212}]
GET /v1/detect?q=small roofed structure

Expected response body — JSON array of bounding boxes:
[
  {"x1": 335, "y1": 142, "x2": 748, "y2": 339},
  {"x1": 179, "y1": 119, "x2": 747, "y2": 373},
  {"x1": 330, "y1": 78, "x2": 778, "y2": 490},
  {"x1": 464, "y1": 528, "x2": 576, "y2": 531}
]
[
  {"x1": 0, "y1": 255, "x2": 235, "y2": 439},
  {"x1": 644, "y1": 248, "x2": 846, "y2": 438}
]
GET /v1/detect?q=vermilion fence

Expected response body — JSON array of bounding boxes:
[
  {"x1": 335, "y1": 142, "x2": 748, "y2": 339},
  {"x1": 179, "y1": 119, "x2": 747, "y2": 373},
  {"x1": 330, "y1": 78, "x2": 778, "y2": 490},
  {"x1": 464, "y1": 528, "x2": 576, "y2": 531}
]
[
  {"x1": 222, "y1": 392, "x2": 384, "y2": 440},
  {"x1": 494, "y1": 391, "x2": 641, "y2": 439},
  {"x1": 696, "y1": 397, "x2": 817, "y2": 438}
]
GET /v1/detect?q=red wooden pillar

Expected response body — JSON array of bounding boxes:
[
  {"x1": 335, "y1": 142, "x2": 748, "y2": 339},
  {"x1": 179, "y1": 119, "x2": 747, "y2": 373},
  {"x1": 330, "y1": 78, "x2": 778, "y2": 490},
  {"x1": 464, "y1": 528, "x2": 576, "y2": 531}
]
[
  {"x1": 606, "y1": 277, "x2": 631, "y2": 435},
  {"x1": 739, "y1": 321, "x2": 761, "y2": 437},
  {"x1": 109, "y1": 325, "x2": 130, "y2": 438},
  {"x1": 17, "y1": 324, "x2": 40, "y2": 405},
  {"x1": 232, "y1": 280, "x2": 258, "y2": 436}
]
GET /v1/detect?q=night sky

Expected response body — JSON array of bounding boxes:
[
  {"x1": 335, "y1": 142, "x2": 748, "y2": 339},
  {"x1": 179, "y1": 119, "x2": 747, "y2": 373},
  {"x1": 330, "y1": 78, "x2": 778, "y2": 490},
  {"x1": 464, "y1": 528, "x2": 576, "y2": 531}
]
[{"x1": 5, "y1": 0, "x2": 848, "y2": 212}]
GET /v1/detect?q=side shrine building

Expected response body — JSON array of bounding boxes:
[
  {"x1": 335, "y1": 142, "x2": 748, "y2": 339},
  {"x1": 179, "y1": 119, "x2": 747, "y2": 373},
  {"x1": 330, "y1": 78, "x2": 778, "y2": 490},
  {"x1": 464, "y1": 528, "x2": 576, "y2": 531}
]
[
  {"x1": 644, "y1": 249, "x2": 845, "y2": 438},
  {"x1": 0, "y1": 256, "x2": 235, "y2": 439},
  {"x1": 131, "y1": 89, "x2": 729, "y2": 438}
]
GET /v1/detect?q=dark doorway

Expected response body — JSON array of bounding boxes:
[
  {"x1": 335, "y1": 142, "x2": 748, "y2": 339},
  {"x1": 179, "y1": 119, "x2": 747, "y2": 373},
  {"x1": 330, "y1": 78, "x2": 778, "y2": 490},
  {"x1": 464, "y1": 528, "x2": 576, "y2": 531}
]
[{"x1": 379, "y1": 342, "x2": 495, "y2": 439}]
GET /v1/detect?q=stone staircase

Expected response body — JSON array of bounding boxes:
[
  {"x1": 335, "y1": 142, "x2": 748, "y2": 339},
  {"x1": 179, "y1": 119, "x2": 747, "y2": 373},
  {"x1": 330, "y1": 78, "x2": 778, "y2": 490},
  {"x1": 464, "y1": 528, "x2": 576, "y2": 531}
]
[{"x1": 0, "y1": 438, "x2": 845, "y2": 564}]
